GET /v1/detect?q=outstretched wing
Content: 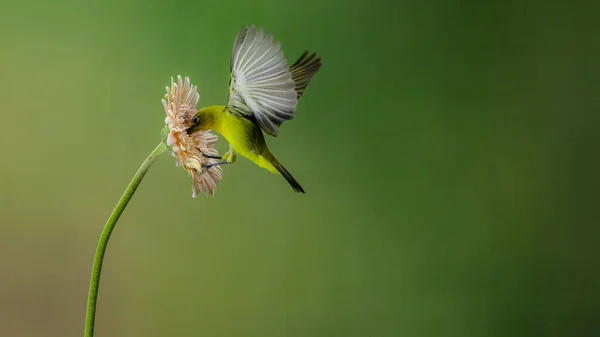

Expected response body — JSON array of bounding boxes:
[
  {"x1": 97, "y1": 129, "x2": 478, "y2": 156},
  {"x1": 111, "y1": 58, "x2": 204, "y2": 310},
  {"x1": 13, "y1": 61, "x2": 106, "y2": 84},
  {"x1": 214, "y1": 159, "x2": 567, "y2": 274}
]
[
  {"x1": 289, "y1": 50, "x2": 322, "y2": 100},
  {"x1": 227, "y1": 25, "x2": 298, "y2": 136}
]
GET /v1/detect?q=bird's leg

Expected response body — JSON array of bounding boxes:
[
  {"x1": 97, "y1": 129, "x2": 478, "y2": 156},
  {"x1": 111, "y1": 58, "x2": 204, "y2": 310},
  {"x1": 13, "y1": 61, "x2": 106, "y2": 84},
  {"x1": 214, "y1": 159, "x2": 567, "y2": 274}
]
[
  {"x1": 199, "y1": 161, "x2": 231, "y2": 175},
  {"x1": 198, "y1": 145, "x2": 236, "y2": 176},
  {"x1": 196, "y1": 147, "x2": 222, "y2": 160},
  {"x1": 221, "y1": 144, "x2": 237, "y2": 163}
]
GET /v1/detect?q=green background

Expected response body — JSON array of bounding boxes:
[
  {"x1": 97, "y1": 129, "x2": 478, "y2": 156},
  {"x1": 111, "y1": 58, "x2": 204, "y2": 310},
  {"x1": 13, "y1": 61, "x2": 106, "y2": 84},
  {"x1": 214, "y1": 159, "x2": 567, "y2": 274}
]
[{"x1": 1, "y1": 0, "x2": 599, "y2": 336}]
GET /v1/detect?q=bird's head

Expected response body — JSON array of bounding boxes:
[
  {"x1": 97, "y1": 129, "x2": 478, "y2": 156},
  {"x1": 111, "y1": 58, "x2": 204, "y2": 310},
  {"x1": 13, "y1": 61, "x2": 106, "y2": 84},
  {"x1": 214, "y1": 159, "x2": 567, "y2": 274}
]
[{"x1": 186, "y1": 106, "x2": 219, "y2": 134}]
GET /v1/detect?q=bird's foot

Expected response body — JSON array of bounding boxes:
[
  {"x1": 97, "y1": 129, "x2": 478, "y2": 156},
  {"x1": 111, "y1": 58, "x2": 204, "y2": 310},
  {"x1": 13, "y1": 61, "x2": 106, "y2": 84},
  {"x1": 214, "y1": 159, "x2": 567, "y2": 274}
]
[
  {"x1": 222, "y1": 150, "x2": 237, "y2": 163},
  {"x1": 199, "y1": 161, "x2": 231, "y2": 175},
  {"x1": 196, "y1": 148, "x2": 222, "y2": 160}
]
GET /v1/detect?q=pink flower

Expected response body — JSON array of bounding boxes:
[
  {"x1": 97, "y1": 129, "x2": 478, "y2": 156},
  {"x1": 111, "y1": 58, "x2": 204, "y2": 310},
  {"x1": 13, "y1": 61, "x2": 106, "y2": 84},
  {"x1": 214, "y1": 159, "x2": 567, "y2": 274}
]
[{"x1": 163, "y1": 75, "x2": 222, "y2": 197}]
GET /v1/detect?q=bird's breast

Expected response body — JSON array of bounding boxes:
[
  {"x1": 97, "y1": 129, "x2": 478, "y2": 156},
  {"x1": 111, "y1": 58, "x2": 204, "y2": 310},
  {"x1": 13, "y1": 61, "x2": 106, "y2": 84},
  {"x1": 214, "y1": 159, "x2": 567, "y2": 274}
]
[{"x1": 214, "y1": 113, "x2": 260, "y2": 158}]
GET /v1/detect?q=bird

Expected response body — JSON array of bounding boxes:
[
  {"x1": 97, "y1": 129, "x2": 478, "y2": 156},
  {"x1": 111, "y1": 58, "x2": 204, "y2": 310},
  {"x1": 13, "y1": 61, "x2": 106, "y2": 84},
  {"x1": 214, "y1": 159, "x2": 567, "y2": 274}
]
[{"x1": 186, "y1": 25, "x2": 321, "y2": 193}]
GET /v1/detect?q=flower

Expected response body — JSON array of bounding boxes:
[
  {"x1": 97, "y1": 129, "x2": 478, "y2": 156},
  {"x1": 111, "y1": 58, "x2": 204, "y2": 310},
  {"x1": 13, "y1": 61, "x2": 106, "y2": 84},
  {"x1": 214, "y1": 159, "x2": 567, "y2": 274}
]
[{"x1": 162, "y1": 75, "x2": 223, "y2": 197}]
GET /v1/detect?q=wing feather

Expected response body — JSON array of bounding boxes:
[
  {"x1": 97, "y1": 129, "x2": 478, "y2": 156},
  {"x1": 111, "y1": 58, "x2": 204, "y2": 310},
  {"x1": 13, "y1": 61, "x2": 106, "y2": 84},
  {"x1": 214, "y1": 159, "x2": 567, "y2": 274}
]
[
  {"x1": 227, "y1": 25, "x2": 298, "y2": 136},
  {"x1": 289, "y1": 51, "x2": 322, "y2": 99},
  {"x1": 230, "y1": 26, "x2": 248, "y2": 71}
]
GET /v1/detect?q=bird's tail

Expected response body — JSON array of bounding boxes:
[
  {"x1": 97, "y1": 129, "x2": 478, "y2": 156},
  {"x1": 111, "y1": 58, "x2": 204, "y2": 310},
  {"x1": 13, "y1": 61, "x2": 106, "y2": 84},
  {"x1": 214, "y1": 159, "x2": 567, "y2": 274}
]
[{"x1": 266, "y1": 153, "x2": 305, "y2": 194}]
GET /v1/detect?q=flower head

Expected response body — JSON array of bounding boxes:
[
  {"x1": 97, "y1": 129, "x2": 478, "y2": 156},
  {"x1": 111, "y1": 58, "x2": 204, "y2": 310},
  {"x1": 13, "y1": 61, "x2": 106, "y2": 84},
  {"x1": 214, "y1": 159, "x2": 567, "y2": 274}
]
[{"x1": 162, "y1": 75, "x2": 222, "y2": 197}]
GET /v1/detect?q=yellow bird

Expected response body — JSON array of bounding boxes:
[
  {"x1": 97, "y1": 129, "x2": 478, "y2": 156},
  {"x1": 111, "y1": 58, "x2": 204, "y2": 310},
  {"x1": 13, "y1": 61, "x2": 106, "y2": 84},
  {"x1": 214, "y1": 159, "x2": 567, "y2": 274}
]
[{"x1": 187, "y1": 25, "x2": 321, "y2": 193}]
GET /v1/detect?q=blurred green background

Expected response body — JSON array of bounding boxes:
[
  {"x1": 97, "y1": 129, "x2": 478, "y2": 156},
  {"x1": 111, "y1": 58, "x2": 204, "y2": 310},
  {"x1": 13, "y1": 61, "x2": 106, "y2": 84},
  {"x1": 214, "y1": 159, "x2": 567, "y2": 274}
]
[{"x1": 1, "y1": 0, "x2": 599, "y2": 336}]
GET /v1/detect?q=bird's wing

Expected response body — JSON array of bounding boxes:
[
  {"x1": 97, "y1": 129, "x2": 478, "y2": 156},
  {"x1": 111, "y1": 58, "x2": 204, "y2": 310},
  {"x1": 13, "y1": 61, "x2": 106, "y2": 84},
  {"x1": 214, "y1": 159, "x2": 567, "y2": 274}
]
[
  {"x1": 227, "y1": 25, "x2": 298, "y2": 137},
  {"x1": 289, "y1": 50, "x2": 322, "y2": 100}
]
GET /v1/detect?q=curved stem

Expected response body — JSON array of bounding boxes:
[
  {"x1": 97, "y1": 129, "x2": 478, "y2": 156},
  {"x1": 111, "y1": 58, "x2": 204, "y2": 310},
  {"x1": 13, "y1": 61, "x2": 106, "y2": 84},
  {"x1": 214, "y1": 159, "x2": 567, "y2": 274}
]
[{"x1": 84, "y1": 142, "x2": 167, "y2": 337}]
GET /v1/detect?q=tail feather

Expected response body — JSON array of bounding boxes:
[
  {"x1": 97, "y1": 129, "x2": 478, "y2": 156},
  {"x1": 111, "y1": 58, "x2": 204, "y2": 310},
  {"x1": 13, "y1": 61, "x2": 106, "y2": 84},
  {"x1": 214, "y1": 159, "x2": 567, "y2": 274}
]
[
  {"x1": 267, "y1": 154, "x2": 305, "y2": 194},
  {"x1": 289, "y1": 51, "x2": 322, "y2": 100}
]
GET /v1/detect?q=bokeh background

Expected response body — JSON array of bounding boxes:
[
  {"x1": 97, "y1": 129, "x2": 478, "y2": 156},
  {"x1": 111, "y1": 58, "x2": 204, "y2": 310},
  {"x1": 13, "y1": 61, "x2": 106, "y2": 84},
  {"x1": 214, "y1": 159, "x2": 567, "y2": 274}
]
[{"x1": 1, "y1": 0, "x2": 599, "y2": 336}]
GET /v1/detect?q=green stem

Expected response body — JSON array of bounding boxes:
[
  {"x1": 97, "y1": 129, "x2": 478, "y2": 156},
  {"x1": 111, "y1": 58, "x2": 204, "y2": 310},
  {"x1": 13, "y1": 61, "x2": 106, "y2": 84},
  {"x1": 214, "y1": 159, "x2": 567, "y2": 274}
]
[{"x1": 84, "y1": 142, "x2": 167, "y2": 337}]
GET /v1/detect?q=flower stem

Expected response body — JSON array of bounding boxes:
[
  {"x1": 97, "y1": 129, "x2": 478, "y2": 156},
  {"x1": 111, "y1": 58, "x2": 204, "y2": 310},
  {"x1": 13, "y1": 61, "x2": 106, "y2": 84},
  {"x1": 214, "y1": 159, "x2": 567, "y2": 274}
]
[{"x1": 84, "y1": 142, "x2": 167, "y2": 337}]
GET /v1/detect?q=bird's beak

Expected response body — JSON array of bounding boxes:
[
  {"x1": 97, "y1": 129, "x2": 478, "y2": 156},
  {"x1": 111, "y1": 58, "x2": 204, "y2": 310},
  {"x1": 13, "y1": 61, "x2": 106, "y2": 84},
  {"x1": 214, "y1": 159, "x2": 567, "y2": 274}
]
[{"x1": 186, "y1": 125, "x2": 197, "y2": 135}]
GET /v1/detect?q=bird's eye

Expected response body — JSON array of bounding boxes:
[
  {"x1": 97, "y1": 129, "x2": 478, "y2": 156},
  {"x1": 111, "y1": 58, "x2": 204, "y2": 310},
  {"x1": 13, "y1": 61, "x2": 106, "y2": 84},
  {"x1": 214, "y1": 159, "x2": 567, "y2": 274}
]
[{"x1": 192, "y1": 116, "x2": 200, "y2": 125}]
